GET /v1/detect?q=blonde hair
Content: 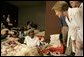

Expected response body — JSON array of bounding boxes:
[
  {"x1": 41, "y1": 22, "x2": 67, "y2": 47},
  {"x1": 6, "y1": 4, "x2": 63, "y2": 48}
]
[{"x1": 52, "y1": 1, "x2": 69, "y2": 11}]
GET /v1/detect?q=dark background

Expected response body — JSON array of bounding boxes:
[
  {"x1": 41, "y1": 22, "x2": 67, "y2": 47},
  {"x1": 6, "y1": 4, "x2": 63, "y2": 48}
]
[{"x1": 1, "y1": 1, "x2": 18, "y2": 27}]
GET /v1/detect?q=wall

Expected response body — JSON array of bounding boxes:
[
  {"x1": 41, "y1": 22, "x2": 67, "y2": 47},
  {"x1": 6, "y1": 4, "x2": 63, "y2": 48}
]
[{"x1": 18, "y1": 4, "x2": 46, "y2": 30}]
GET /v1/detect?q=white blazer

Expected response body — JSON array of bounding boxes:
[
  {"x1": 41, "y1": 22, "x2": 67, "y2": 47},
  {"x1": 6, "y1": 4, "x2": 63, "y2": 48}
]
[
  {"x1": 69, "y1": 7, "x2": 83, "y2": 41},
  {"x1": 66, "y1": 6, "x2": 83, "y2": 52}
]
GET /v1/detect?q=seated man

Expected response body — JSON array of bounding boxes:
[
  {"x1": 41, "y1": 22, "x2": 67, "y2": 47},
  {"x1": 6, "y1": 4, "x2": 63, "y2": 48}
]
[{"x1": 24, "y1": 29, "x2": 40, "y2": 47}]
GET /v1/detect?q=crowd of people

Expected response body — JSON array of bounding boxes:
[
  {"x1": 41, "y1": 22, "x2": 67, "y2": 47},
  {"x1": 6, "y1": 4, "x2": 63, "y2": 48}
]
[
  {"x1": 1, "y1": 1, "x2": 83, "y2": 56},
  {"x1": 1, "y1": 14, "x2": 46, "y2": 56}
]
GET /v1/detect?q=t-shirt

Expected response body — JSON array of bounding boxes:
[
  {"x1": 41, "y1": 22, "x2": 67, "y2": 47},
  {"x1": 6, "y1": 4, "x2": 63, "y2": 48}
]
[
  {"x1": 24, "y1": 36, "x2": 40, "y2": 47},
  {"x1": 59, "y1": 16, "x2": 68, "y2": 27}
]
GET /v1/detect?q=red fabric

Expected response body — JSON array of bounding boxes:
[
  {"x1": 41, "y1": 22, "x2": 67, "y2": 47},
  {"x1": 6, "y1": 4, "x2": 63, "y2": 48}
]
[
  {"x1": 39, "y1": 45, "x2": 64, "y2": 54},
  {"x1": 48, "y1": 45, "x2": 64, "y2": 54},
  {"x1": 41, "y1": 49, "x2": 50, "y2": 54}
]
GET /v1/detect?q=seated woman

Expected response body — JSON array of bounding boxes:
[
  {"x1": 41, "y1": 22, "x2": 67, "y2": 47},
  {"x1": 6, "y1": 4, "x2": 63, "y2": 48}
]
[
  {"x1": 31, "y1": 24, "x2": 40, "y2": 34},
  {"x1": 18, "y1": 27, "x2": 25, "y2": 44},
  {"x1": 26, "y1": 21, "x2": 33, "y2": 30},
  {"x1": 5, "y1": 30, "x2": 21, "y2": 47},
  {"x1": 1, "y1": 28, "x2": 9, "y2": 40}
]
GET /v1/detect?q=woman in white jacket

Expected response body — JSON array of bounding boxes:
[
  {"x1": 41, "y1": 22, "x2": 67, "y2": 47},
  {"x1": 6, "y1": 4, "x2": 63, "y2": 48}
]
[
  {"x1": 52, "y1": 1, "x2": 73, "y2": 55},
  {"x1": 52, "y1": 1, "x2": 83, "y2": 56}
]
